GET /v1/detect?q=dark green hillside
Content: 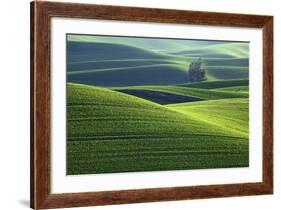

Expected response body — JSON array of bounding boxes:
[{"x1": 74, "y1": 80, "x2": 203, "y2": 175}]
[
  {"x1": 67, "y1": 40, "x2": 250, "y2": 85},
  {"x1": 172, "y1": 50, "x2": 236, "y2": 58},
  {"x1": 67, "y1": 41, "x2": 192, "y2": 86},
  {"x1": 115, "y1": 84, "x2": 248, "y2": 101},
  {"x1": 204, "y1": 58, "x2": 249, "y2": 67},
  {"x1": 178, "y1": 79, "x2": 249, "y2": 89},
  {"x1": 67, "y1": 83, "x2": 248, "y2": 174},
  {"x1": 206, "y1": 66, "x2": 248, "y2": 80},
  {"x1": 216, "y1": 86, "x2": 249, "y2": 92},
  {"x1": 67, "y1": 59, "x2": 178, "y2": 72},
  {"x1": 67, "y1": 41, "x2": 178, "y2": 62},
  {"x1": 67, "y1": 34, "x2": 224, "y2": 52},
  {"x1": 68, "y1": 64, "x2": 190, "y2": 87},
  {"x1": 118, "y1": 89, "x2": 203, "y2": 105},
  {"x1": 171, "y1": 43, "x2": 248, "y2": 58}
]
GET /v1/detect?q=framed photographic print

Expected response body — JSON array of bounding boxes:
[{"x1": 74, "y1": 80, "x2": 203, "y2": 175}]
[{"x1": 30, "y1": 1, "x2": 273, "y2": 209}]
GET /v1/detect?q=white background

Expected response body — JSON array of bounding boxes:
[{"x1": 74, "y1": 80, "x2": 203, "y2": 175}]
[{"x1": 0, "y1": 0, "x2": 279, "y2": 210}]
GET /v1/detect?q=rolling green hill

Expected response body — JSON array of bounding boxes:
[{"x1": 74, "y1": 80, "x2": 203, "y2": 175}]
[
  {"x1": 216, "y1": 86, "x2": 249, "y2": 92},
  {"x1": 113, "y1": 80, "x2": 249, "y2": 105},
  {"x1": 66, "y1": 35, "x2": 250, "y2": 175},
  {"x1": 67, "y1": 83, "x2": 249, "y2": 174},
  {"x1": 204, "y1": 58, "x2": 249, "y2": 67},
  {"x1": 178, "y1": 79, "x2": 249, "y2": 89},
  {"x1": 67, "y1": 34, "x2": 225, "y2": 52},
  {"x1": 67, "y1": 59, "x2": 181, "y2": 72},
  {"x1": 171, "y1": 43, "x2": 249, "y2": 58},
  {"x1": 115, "y1": 84, "x2": 248, "y2": 101},
  {"x1": 68, "y1": 64, "x2": 191, "y2": 86},
  {"x1": 67, "y1": 41, "x2": 182, "y2": 62},
  {"x1": 204, "y1": 43, "x2": 249, "y2": 58},
  {"x1": 167, "y1": 98, "x2": 249, "y2": 138},
  {"x1": 67, "y1": 41, "x2": 192, "y2": 86},
  {"x1": 117, "y1": 89, "x2": 203, "y2": 105},
  {"x1": 172, "y1": 50, "x2": 236, "y2": 58},
  {"x1": 67, "y1": 39, "x2": 249, "y2": 86},
  {"x1": 206, "y1": 66, "x2": 248, "y2": 80}
]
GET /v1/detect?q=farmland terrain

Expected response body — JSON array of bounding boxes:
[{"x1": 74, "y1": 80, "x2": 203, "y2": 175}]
[{"x1": 66, "y1": 35, "x2": 249, "y2": 175}]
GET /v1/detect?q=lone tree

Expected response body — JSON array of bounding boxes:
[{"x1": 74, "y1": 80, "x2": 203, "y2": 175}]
[{"x1": 187, "y1": 58, "x2": 207, "y2": 82}]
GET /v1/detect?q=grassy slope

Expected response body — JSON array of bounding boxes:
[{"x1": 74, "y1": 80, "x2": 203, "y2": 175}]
[
  {"x1": 67, "y1": 83, "x2": 248, "y2": 174},
  {"x1": 67, "y1": 40, "x2": 249, "y2": 86},
  {"x1": 216, "y1": 86, "x2": 249, "y2": 92},
  {"x1": 113, "y1": 80, "x2": 249, "y2": 104},
  {"x1": 206, "y1": 66, "x2": 248, "y2": 80},
  {"x1": 67, "y1": 59, "x2": 182, "y2": 72},
  {"x1": 167, "y1": 99, "x2": 248, "y2": 138},
  {"x1": 204, "y1": 58, "x2": 249, "y2": 67},
  {"x1": 68, "y1": 34, "x2": 192, "y2": 52},
  {"x1": 204, "y1": 43, "x2": 249, "y2": 58},
  {"x1": 67, "y1": 41, "x2": 183, "y2": 62},
  {"x1": 67, "y1": 34, "x2": 225, "y2": 52},
  {"x1": 171, "y1": 43, "x2": 248, "y2": 58},
  {"x1": 179, "y1": 79, "x2": 249, "y2": 89},
  {"x1": 67, "y1": 41, "x2": 191, "y2": 86},
  {"x1": 115, "y1": 85, "x2": 248, "y2": 100},
  {"x1": 68, "y1": 64, "x2": 191, "y2": 87},
  {"x1": 117, "y1": 89, "x2": 203, "y2": 105}
]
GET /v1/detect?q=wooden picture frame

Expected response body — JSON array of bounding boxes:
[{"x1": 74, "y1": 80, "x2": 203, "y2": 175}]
[{"x1": 30, "y1": 1, "x2": 273, "y2": 209}]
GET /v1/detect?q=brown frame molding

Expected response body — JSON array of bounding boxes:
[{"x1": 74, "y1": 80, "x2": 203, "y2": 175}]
[{"x1": 30, "y1": 1, "x2": 274, "y2": 209}]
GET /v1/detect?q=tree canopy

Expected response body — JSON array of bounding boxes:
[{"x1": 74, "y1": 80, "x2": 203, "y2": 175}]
[{"x1": 187, "y1": 59, "x2": 207, "y2": 82}]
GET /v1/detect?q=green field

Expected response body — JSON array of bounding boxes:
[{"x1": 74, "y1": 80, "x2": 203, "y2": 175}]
[
  {"x1": 67, "y1": 83, "x2": 249, "y2": 174},
  {"x1": 114, "y1": 84, "x2": 248, "y2": 101},
  {"x1": 66, "y1": 34, "x2": 249, "y2": 175},
  {"x1": 67, "y1": 37, "x2": 249, "y2": 86}
]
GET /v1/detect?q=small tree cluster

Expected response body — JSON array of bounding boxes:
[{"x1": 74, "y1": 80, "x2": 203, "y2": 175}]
[{"x1": 187, "y1": 58, "x2": 207, "y2": 82}]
